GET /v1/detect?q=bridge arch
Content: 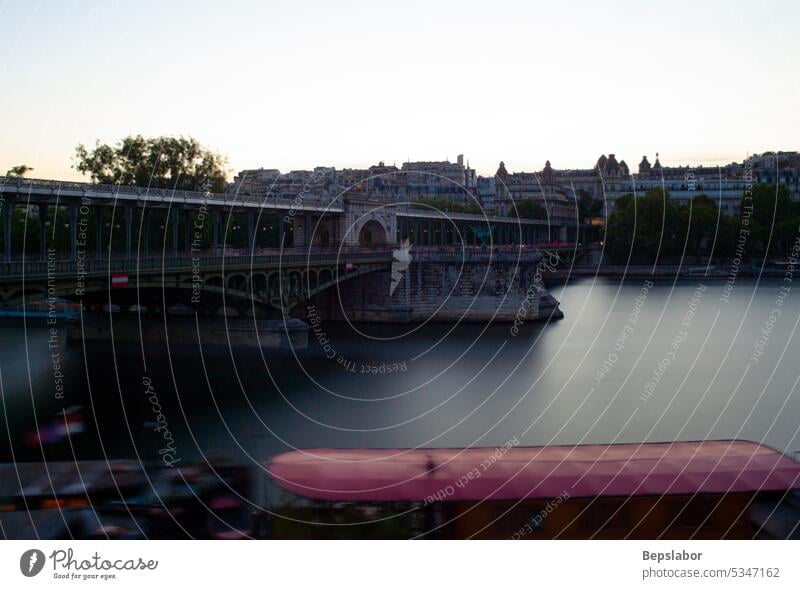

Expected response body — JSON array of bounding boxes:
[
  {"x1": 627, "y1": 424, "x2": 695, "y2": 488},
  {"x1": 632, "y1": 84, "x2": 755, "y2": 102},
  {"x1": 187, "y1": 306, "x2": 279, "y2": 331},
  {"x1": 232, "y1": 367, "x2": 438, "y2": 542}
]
[
  {"x1": 228, "y1": 274, "x2": 248, "y2": 291},
  {"x1": 358, "y1": 220, "x2": 388, "y2": 246}
]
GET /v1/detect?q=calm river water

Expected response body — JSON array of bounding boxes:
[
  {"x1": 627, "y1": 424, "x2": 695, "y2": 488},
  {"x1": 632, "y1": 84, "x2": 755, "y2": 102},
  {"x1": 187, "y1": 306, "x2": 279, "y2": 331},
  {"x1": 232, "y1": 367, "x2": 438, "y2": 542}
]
[{"x1": 2, "y1": 278, "x2": 800, "y2": 464}]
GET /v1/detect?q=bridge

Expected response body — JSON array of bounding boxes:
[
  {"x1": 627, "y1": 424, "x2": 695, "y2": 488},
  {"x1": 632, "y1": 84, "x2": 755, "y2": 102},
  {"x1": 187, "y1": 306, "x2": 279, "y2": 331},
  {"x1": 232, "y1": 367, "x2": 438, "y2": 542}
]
[
  {"x1": 0, "y1": 249, "x2": 394, "y2": 317},
  {"x1": 0, "y1": 176, "x2": 584, "y2": 323},
  {"x1": 0, "y1": 176, "x2": 585, "y2": 261}
]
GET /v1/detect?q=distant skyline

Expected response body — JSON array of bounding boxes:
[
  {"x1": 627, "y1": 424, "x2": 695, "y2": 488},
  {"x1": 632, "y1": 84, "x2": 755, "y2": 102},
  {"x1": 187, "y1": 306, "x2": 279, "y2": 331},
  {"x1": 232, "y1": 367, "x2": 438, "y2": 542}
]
[{"x1": 1, "y1": 0, "x2": 798, "y2": 180}]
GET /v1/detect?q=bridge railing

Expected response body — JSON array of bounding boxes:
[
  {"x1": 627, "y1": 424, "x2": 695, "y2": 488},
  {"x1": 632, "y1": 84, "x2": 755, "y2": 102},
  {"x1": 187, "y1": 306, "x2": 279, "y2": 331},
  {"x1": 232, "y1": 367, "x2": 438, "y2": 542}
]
[{"x1": 0, "y1": 176, "x2": 341, "y2": 211}]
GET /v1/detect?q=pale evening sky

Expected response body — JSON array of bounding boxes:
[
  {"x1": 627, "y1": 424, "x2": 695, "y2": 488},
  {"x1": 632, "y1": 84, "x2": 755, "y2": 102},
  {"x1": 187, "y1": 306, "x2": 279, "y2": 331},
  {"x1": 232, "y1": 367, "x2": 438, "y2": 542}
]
[{"x1": 0, "y1": 0, "x2": 798, "y2": 180}]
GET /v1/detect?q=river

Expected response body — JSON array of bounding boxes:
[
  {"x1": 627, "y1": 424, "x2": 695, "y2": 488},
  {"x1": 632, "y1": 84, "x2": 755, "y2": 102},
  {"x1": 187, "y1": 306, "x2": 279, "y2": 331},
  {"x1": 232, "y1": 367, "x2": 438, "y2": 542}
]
[{"x1": 2, "y1": 278, "x2": 800, "y2": 465}]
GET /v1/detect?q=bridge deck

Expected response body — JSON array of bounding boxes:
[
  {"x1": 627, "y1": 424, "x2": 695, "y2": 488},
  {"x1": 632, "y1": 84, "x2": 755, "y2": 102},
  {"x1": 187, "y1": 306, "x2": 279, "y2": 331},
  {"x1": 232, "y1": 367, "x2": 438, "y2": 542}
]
[
  {"x1": 1, "y1": 176, "x2": 586, "y2": 227},
  {"x1": 0, "y1": 251, "x2": 395, "y2": 281}
]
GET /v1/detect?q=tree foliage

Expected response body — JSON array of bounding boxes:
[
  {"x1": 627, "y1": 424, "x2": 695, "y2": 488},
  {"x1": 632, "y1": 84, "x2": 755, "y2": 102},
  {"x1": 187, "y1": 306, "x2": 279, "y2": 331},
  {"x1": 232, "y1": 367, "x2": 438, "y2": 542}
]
[
  {"x1": 512, "y1": 199, "x2": 548, "y2": 220},
  {"x1": 604, "y1": 188, "x2": 739, "y2": 263},
  {"x1": 743, "y1": 184, "x2": 800, "y2": 257},
  {"x1": 577, "y1": 189, "x2": 603, "y2": 220},
  {"x1": 72, "y1": 135, "x2": 229, "y2": 193},
  {"x1": 6, "y1": 164, "x2": 33, "y2": 177}
]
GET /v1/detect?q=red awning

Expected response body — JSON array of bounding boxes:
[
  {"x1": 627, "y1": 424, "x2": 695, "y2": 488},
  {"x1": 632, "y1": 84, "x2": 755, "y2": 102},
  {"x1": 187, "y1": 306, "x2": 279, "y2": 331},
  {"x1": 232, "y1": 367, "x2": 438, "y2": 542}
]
[{"x1": 267, "y1": 440, "x2": 800, "y2": 502}]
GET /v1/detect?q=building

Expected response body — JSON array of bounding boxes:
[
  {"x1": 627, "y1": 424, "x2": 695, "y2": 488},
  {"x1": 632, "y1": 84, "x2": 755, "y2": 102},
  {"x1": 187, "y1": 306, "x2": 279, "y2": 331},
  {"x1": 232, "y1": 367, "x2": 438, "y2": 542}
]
[
  {"x1": 400, "y1": 154, "x2": 478, "y2": 204},
  {"x1": 231, "y1": 168, "x2": 281, "y2": 197},
  {"x1": 507, "y1": 152, "x2": 800, "y2": 218},
  {"x1": 233, "y1": 151, "x2": 800, "y2": 219},
  {"x1": 493, "y1": 161, "x2": 578, "y2": 223}
]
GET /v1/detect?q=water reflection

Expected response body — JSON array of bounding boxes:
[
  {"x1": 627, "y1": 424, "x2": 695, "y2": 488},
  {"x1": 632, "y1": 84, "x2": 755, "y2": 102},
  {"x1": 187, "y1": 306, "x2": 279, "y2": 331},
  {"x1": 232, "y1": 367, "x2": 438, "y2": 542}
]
[{"x1": 2, "y1": 278, "x2": 800, "y2": 466}]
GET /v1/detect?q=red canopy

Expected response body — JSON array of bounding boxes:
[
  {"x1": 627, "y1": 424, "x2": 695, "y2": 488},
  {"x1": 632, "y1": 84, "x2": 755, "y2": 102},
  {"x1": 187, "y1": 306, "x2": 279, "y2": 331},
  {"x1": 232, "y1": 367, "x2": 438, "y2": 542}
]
[{"x1": 268, "y1": 440, "x2": 800, "y2": 502}]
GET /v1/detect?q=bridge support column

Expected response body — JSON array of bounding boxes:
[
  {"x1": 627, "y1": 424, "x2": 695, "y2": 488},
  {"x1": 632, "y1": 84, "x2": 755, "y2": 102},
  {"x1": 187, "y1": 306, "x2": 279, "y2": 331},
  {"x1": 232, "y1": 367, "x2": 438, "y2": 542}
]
[
  {"x1": 278, "y1": 214, "x2": 285, "y2": 249},
  {"x1": 212, "y1": 211, "x2": 220, "y2": 249},
  {"x1": 171, "y1": 210, "x2": 179, "y2": 256},
  {"x1": 143, "y1": 210, "x2": 150, "y2": 257},
  {"x1": 38, "y1": 205, "x2": 48, "y2": 261},
  {"x1": 184, "y1": 210, "x2": 191, "y2": 253},
  {"x1": 247, "y1": 212, "x2": 255, "y2": 251},
  {"x1": 70, "y1": 205, "x2": 78, "y2": 261},
  {"x1": 3, "y1": 200, "x2": 11, "y2": 262},
  {"x1": 95, "y1": 207, "x2": 102, "y2": 258},
  {"x1": 125, "y1": 208, "x2": 133, "y2": 257}
]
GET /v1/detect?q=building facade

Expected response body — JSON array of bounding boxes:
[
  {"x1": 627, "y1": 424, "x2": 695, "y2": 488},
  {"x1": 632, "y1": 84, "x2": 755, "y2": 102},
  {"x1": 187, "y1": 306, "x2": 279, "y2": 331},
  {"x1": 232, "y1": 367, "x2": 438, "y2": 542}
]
[{"x1": 232, "y1": 151, "x2": 800, "y2": 221}]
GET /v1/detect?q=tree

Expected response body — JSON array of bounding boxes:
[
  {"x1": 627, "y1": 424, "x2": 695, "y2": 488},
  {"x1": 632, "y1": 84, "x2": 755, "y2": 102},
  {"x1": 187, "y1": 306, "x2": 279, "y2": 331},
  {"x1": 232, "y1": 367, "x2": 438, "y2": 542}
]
[
  {"x1": 604, "y1": 188, "x2": 684, "y2": 263},
  {"x1": 748, "y1": 184, "x2": 791, "y2": 227},
  {"x1": 72, "y1": 135, "x2": 229, "y2": 193},
  {"x1": 742, "y1": 184, "x2": 799, "y2": 256},
  {"x1": 6, "y1": 164, "x2": 33, "y2": 177},
  {"x1": 577, "y1": 189, "x2": 603, "y2": 220},
  {"x1": 683, "y1": 195, "x2": 720, "y2": 254},
  {"x1": 512, "y1": 199, "x2": 547, "y2": 220}
]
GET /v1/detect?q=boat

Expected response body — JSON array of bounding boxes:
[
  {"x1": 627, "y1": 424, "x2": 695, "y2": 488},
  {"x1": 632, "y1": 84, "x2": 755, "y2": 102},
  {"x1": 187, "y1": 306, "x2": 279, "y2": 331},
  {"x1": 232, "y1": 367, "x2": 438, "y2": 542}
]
[{"x1": 263, "y1": 440, "x2": 800, "y2": 539}]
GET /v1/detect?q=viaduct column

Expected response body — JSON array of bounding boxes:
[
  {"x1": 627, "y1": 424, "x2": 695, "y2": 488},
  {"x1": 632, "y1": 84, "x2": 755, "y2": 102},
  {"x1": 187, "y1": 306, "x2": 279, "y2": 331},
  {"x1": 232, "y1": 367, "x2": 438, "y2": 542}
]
[
  {"x1": 38, "y1": 205, "x2": 48, "y2": 261},
  {"x1": 171, "y1": 210, "x2": 179, "y2": 256},
  {"x1": 277, "y1": 213, "x2": 285, "y2": 249},
  {"x1": 142, "y1": 209, "x2": 150, "y2": 257},
  {"x1": 95, "y1": 207, "x2": 102, "y2": 258},
  {"x1": 125, "y1": 208, "x2": 133, "y2": 257},
  {"x1": 70, "y1": 205, "x2": 78, "y2": 261},
  {"x1": 212, "y1": 211, "x2": 220, "y2": 249},
  {"x1": 3, "y1": 200, "x2": 11, "y2": 263},
  {"x1": 247, "y1": 212, "x2": 255, "y2": 251},
  {"x1": 184, "y1": 210, "x2": 191, "y2": 254}
]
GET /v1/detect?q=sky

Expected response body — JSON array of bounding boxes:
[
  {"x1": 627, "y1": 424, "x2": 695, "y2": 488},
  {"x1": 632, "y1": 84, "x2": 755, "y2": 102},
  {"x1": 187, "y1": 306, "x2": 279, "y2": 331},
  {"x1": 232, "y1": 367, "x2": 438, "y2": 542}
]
[{"x1": 1, "y1": 0, "x2": 798, "y2": 180}]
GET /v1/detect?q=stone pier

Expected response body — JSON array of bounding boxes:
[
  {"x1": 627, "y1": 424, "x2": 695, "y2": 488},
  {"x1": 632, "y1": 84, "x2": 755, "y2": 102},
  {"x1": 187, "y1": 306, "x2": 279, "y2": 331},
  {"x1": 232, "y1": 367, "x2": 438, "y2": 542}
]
[{"x1": 313, "y1": 247, "x2": 561, "y2": 323}]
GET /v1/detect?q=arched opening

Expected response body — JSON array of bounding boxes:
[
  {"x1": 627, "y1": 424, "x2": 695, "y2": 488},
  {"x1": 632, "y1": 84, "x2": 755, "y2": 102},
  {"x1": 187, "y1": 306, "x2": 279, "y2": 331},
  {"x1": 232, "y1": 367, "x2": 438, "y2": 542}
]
[
  {"x1": 228, "y1": 275, "x2": 248, "y2": 292},
  {"x1": 358, "y1": 220, "x2": 387, "y2": 246},
  {"x1": 313, "y1": 225, "x2": 331, "y2": 246},
  {"x1": 252, "y1": 273, "x2": 267, "y2": 296}
]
